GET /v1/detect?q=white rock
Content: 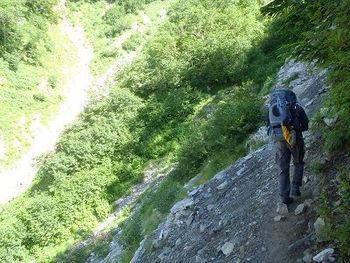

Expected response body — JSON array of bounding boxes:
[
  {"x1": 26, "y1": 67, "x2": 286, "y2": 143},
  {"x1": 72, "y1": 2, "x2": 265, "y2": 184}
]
[
  {"x1": 276, "y1": 203, "x2": 289, "y2": 215},
  {"x1": 314, "y1": 217, "x2": 326, "y2": 241},
  {"x1": 175, "y1": 238, "x2": 182, "y2": 246},
  {"x1": 221, "y1": 242, "x2": 235, "y2": 256},
  {"x1": 304, "y1": 199, "x2": 313, "y2": 208},
  {"x1": 295, "y1": 204, "x2": 306, "y2": 215},
  {"x1": 214, "y1": 170, "x2": 226, "y2": 181},
  {"x1": 312, "y1": 248, "x2": 334, "y2": 262},
  {"x1": 216, "y1": 181, "x2": 228, "y2": 190},
  {"x1": 323, "y1": 116, "x2": 338, "y2": 127},
  {"x1": 170, "y1": 198, "x2": 194, "y2": 214},
  {"x1": 207, "y1": 204, "x2": 215, "y2": 211},
  {"x1": 302, "y1": 254, "x2": 313, "y2": 262},
  {"x1": 274, "y1": 215, "x2": 286, "y2": 222}
]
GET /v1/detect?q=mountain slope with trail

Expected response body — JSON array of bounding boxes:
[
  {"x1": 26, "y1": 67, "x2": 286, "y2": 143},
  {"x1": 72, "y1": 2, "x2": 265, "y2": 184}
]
[
  {"x1": 128, "y1": 61, "x2": 329, "y2": 263},
  {"x1": 0, "y1": 18, "x2": 93, "y2": 204}
]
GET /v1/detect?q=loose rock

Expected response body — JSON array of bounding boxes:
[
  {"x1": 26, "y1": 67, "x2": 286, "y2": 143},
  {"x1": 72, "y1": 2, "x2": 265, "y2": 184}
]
[
  {"x1": 207, "y1": 204, "x2": 215, "y2": 211},
  {"x1": 274, "y1": 215, "x2": 286, "y2": 222},
  {"x1": 276, "y1": 203, "x2": 289, "y2": 215},
  {"x1": 314, "y1": 217, "x2": 326, "y2": 241},
  {"x1": 221, "y1": 242, "x2": 235, "y2": 256},
  {"x1": 312, "y1": 248, "x2": 334, "y2": 262},
  {"x1": 295, "y1": 204, "x2": 306, "y2": 215},
  {"x1": 171, "y1": 198, "x2": 194, "y2": 214},
  {"x1": 303, "y1": 199, "x2": 313, "y2": 208},
  {"x1": 216, "y1": 181, "x2": 228, "y2": 190},
  {"x1": 302, "y1": 253, "x2": 313, "y2": 263}
]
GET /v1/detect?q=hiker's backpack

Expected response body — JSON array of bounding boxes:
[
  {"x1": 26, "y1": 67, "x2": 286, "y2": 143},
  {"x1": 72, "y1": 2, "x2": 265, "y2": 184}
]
[{"x1": 268, "y1": 89, "x2": 298, "y2": 146}]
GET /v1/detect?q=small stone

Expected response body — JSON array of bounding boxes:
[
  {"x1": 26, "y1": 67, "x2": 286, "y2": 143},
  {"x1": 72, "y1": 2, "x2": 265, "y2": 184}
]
[
  {"x1": 186, "y1": 214, "x2": 194, "y2": 226},
  {"x1": 221, "y1": 242, "x2": 235, "y2": 256},
  {"x1": 323, "y1": 117, "x2": 338, "y2": 127},
  {"x1": 303, "y1": 176, "x2": 310, "y2": 184},
  {"x1": 261, "y1": 246, "x2": 267, "y2": 252},
  {"x1": 274, "y1": 215, "x2": 286, "y2": 222},
  {"x1": 328, "y1": 256, "x2": 336, "y2": 262},
  {"x1": 195, "y1": 255, "x2": 207, "y2": 263},
  {"x1": 295, "y1": 204, "x2": 306, "y2": 215},
  {"x1": 184, "y1": 245, "x2": 192, "y2": 251},
  {"x1": 189, "y1": 187, "x2": 201, "y2": 196},
  {"x1": 216, "y1": 181, "x2": 228, "y2": 190},
  {"x1": 304, "y1": 199, "x2": 313, "y2": 208},
  {"x1": 171, "y1": 198, "x2": 194, "y2": 214},
  {"x1": 175, "y1": 238, "x2": 182, "y2": 246},
  {"x1": 199, "y1": 224, "x2": 207, "y2": 233},
  {"x1": 207, "y1": 204, "x2": 215, "y2": 211},
  {"x1": 314, "y1": 217, "x2": 326, "y2": 242},
  {"x1": 334, "y1": 200, "x2": 341, "y2": 206},
  {"x1": 214, "y1": 170, "x2": 226, "y2": 181},
  {"x1": 313, "y1": 248, "x2": 334, "y2": 262},
  {"x1": 239, "y1": 246, "x2": 245, "y2": 254},
  {"x1": 203, "y1": 193, "x2": 213, "y2": 199},
  {"x1": 276, "y1": 203, "x2": 289, "y2": 215},
  {"x1": 302, "y1": 254, "x2": 313, "y2": 262}
]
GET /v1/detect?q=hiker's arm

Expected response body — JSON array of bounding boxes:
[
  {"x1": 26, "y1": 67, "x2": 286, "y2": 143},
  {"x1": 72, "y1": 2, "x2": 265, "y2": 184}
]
[
  {"x1": 298, "y1": 105, "x2": 309, "y2": 132},
  {"x1": 266, "y1": 108, "x2": 271, "y2": 135}
]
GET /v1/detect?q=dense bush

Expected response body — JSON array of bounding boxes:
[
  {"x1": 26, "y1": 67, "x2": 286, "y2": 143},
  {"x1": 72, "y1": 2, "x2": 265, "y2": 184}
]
[{"x1": 0, "y1": 0, "x2": 58, "y2": 69}]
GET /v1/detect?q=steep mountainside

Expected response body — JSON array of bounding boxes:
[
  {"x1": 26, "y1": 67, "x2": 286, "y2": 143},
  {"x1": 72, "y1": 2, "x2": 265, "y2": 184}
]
[
  {"x1": 1, "y1": 1, "x2": 349, "y2": 262},
  {"x1": 127, "y1": 61, "x2": 329, "y2": 262}
]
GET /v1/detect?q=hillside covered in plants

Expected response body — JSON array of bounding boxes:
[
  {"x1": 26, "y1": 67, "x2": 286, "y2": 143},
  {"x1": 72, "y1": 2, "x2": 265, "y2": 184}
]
[{"x1": 0, "y1": 0, "x2": 349, "y2": 262}]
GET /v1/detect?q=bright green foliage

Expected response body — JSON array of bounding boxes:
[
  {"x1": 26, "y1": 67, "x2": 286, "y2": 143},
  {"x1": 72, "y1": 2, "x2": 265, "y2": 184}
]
[
  {"x1": 0, "y1": 88, "x2": 143, "y2": 262},
  {"x1": 0, "y1": 0, "x2": 58, "y2": 68},
  {"x1": 0, "y1": 0, "x2": 78, "y2": 166},
  {"x1": 0, "y1": 0, "x2": 299, "y2": 261}
]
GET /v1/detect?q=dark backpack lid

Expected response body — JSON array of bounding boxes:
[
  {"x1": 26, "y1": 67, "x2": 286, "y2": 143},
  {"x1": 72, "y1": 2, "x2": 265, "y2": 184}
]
[{"x1": 270, "y1": 88, "x2": 297, "y2": 105}]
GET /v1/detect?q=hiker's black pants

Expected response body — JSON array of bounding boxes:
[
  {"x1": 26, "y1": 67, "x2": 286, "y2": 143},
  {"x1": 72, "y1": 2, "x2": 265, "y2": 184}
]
[{"x1": 275, "y1": 139, "x2": 305, "y2": 199}]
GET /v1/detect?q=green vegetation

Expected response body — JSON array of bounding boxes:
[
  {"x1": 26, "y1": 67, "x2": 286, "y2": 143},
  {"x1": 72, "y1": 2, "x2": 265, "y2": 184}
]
[
  {"x1": 3, "y1": 0, "x2": 349, "y2": 262},
  {"x1": 2, "y1": 0, "x2": 291, "y2": 261},
  {"x1": 0, "y1": 0, "x2": 77, "y2": 166},
  {"x1": 67, "y1": 0, "x2": 168, "y2": 76}
]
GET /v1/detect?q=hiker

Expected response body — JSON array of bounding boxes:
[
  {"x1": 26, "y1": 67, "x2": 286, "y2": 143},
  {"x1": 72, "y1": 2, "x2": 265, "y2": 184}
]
[{"x1": 267, "y1": 89, "x2": 309, "y2": 205}]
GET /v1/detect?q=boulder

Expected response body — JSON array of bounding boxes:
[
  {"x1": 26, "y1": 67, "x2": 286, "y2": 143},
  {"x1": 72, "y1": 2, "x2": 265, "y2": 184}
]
[{"x1": 313, "y1": 248, "x2": 334, "y2": 262}]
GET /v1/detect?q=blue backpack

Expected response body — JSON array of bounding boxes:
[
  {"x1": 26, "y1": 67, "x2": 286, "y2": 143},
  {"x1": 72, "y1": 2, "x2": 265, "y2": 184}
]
[{"x1": 268, "y1": 89, "x2": 298, "y2": 143}]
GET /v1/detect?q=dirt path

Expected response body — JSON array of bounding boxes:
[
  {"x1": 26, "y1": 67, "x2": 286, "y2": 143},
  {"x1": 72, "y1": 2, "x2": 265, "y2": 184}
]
[{"x1": 0, "y1": 19, "x2": 93, "y2": 204}]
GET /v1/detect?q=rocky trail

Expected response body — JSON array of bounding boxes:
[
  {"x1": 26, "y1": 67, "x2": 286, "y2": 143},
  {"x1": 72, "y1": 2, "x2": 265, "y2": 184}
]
[{"x1": 124, "y1": 61, "x2": 331, "y2": 263}]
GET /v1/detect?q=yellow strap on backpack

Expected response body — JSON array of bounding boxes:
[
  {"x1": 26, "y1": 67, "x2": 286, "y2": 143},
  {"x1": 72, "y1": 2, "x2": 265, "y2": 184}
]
[{"x1": 281, "y1": 124, "x2": 296, "y2": 148}]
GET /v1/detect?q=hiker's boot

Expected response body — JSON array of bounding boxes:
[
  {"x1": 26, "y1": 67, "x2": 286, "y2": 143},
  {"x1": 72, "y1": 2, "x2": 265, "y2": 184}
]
[
  {"x1": 291, "y1": 187, "x2": 301, "y2": 197},
  {"x1": 282, "y1": 196, "x2": 294, "y2": 205}
]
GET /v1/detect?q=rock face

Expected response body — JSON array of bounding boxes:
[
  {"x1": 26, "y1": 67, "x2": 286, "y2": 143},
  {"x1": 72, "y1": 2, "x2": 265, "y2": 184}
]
[{"x1": 97, "y1": 61, "x2": 328, "y2": 263}]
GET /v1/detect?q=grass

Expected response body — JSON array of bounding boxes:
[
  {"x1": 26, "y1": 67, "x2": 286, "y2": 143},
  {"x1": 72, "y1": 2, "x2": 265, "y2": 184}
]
[{"x1": 0, "y1": 22, "x2": 77, "y2": 167}]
